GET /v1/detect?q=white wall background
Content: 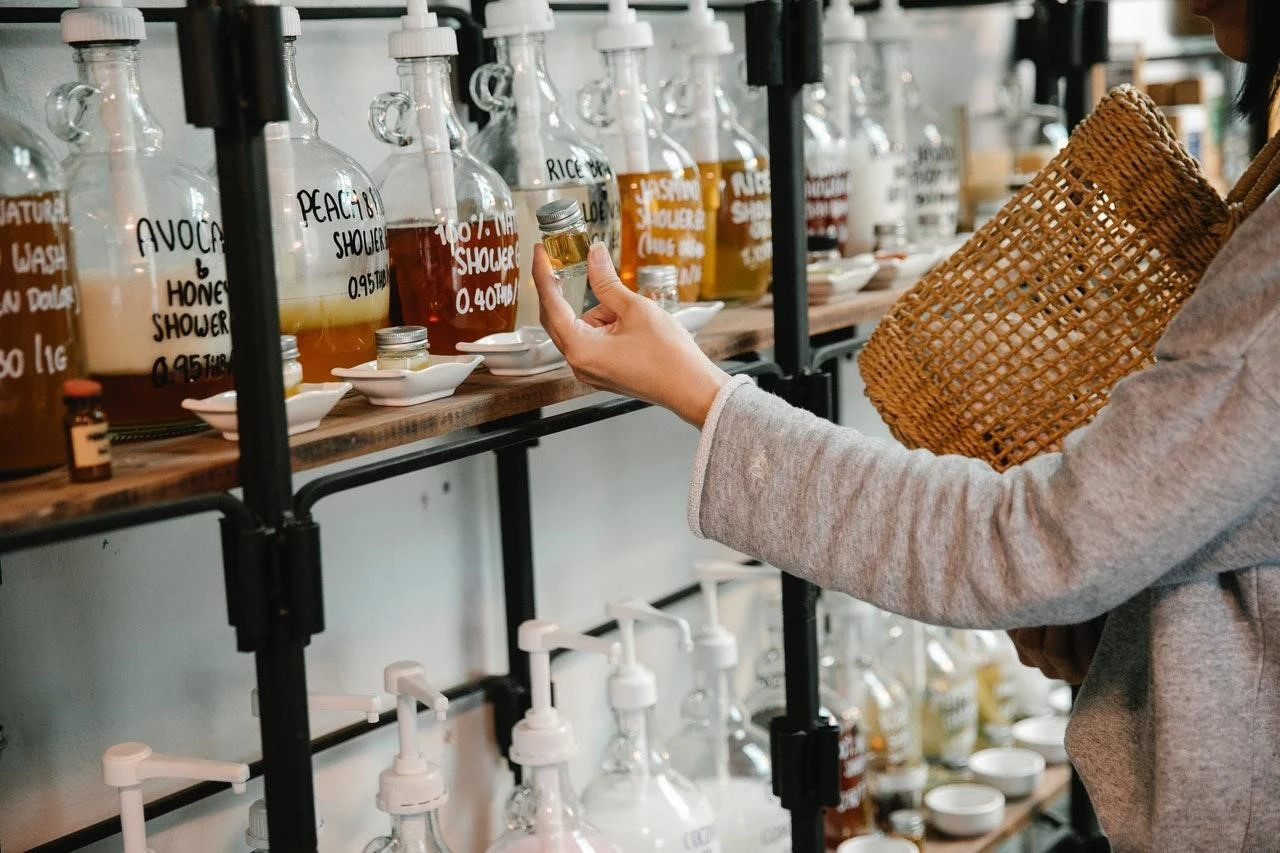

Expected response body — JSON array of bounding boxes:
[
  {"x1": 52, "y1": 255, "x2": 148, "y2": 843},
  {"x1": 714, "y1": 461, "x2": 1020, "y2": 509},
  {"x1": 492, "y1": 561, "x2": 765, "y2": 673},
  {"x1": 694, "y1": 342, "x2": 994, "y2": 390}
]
[{"x1": 0, "y1": 1, "x2": 1172, "y2": 850}]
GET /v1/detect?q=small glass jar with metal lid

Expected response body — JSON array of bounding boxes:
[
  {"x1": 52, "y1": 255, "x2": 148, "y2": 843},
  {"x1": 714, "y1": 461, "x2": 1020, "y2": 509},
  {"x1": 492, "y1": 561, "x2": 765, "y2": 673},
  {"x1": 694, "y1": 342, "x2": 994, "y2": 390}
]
[
  {"x1": 888, "y1": 808, "x2": 926, "y2": 851},
  {"x1": 537, "y1": 198, "x2": 592, "y2": 286},
  {"x1": 376, "y1": 325, "x2": 430, "y2": 371},
  {"x1": 281, "y1": 335, "x2": 304, "y2": 398},
  {"x1": 874, "y1": 221, "x2": 911, "y2": 259},
  {"x1": 636, "y1": 265, "x2": 679, "y2": 312}
]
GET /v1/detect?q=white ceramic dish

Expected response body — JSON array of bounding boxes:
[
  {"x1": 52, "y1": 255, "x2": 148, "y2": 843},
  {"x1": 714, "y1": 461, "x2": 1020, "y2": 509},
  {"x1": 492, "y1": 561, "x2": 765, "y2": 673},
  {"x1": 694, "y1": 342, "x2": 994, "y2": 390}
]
[
  {"x1": 868, "y1": 249, "x2": 941, "y2": 291},
  {"x1": 331, "y1": 356, "x2": 483, "y2": 407},
  {"x1": 808, "y1": 255, "x2": 881, "y2": 304},
  {"x1": 925, "y1": 783, "x2": 1006, "y2": 838},
  {"x1": 456, "y1": 326, "x2": 565, "y2": 376},
  {"x1": 836, "y1": 837, "x2": 917, "y2": 853},
  {"x1": 969, "y1": 747, "x2": 1046, "y2": 799},
  {"x1": 1013, "y1": 715, "x2": 1069, "y2": 764},
  {"x1": 672, "y1": 301, "x2": 725, "y2": 334},
  {"x1": 181, "y1": 382, "x2": 351, "y2": 440}
]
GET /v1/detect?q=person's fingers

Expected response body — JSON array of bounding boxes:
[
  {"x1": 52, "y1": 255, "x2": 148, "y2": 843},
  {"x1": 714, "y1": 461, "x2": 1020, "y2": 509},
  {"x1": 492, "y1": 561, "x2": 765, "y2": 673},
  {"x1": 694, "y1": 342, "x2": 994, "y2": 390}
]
[
  {"x1": 581, "y1": 303, "x2": 619, "y2": 328},
  {"x1": 532, "y1": 244, "x2": 577, "y2": 349},
  {"x1": 586, "y1": 242, "x2": 640, "y2": 315}
]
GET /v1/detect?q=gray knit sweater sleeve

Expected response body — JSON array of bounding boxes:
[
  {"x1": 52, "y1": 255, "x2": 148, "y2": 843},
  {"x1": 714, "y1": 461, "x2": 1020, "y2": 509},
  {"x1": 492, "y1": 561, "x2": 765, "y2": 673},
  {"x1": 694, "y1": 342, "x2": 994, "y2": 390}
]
[{"x1": 689, "y1": 196, "x2": 1280, "y2": 630}]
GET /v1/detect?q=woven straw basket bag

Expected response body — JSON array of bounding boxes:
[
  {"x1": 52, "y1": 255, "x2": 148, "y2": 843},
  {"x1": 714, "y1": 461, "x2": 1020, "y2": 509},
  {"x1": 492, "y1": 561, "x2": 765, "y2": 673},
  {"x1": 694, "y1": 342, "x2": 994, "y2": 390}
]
[{"x1": 858, "y1": 85, "x2": 1280, "y2": 471}]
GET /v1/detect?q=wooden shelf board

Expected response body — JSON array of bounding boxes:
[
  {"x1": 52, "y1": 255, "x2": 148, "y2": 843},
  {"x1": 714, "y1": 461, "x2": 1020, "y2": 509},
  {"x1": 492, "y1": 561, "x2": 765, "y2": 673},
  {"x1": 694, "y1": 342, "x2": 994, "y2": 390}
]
[
  {"x1": 926, "y1": 764, "x2": 1072, "y2": 853},
  {"x1": 0, "y1": 289, "x2": 899, "y2": 536}
]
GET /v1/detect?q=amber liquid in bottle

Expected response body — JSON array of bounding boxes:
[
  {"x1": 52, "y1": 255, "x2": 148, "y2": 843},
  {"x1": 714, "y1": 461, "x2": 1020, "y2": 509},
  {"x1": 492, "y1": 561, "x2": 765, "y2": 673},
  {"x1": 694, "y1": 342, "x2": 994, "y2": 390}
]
[
  {"x1": 388, "y1": 214, "x2": 519, "y2": 354},
  {"x1": 0, "y1": 190, "x2": 83, "y2": 475},
  {"x1": 703, "y1": 158, "x2": 772, "y2": 304},
  {"x1": 617, "y1": 167, "x2": 708, "y2": 302},
  {"x1": 279, "y1": 282, "x2": 391, "y2": 380},
  {"x1": 824, "y1": 707, "x2": 875, "y2": 850}
]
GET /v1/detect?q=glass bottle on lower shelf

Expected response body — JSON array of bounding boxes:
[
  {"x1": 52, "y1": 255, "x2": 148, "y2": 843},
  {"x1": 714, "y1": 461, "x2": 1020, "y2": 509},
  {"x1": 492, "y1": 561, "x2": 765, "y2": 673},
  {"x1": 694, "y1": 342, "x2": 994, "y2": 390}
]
[{"x1": 965, "y1": 629, "x2": 1021, "y2": 748}]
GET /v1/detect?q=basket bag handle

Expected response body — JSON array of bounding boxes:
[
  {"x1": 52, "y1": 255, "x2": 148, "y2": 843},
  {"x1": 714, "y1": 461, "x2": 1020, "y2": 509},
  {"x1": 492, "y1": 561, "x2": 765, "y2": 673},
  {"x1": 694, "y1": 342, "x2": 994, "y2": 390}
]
[{"x1": 1225, "y1": 131, "x2": 1280, "y2": 228}]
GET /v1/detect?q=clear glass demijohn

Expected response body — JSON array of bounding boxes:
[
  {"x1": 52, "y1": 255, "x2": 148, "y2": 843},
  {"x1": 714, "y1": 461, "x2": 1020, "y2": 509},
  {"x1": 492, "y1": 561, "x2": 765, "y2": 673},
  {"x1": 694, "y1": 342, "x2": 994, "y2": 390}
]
[
  {"x1": 262, "y1": 8, "x2": 391, "y2": 380},
  {"x1": 800, "y1": 88, "x2": 852, "y2": 253},
  {"x1": 470, "y1": 0, "x2": 621, "y2": 325},
  {"x1": 49, "y1": 1, "x2": 231, "y2": 437},
  {"x1": 489, "y1": 764, "x2": 620, "y2": 853},
  {"x1": 0, "y1": 107, "x2": 83, "y2": 475},
  {"x1": 660, "y1": 0, "x2": 772, "y2": 304},
  {"x1": 578, "y1": 0, "x2": 708, "y2": 300},
  {"x1": 364, "y1": 814, "x2": 452, "y2": 853},
  {"x1": 370, "y1": 0, "x2": 520, "y2": 354}
]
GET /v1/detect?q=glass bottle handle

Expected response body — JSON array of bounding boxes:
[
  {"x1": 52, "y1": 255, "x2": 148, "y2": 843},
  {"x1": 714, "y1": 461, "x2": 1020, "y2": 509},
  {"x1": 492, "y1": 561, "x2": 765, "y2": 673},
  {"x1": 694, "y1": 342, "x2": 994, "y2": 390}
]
[
  {"x1": 369, "y1": 90, "x2": 413, "y2": 147},
  {"x1": 577, "y1": 78, "x2": 613, "y2": 129},
  {"x1": 658, "y1": 76, "x2": 691, "y2": 120},
  {"x1": 45, "y1": 82, "x2": 97, "y2": 144},
  {"x1": 469, "y1": 62, "x2": 513, "y2": 114}
]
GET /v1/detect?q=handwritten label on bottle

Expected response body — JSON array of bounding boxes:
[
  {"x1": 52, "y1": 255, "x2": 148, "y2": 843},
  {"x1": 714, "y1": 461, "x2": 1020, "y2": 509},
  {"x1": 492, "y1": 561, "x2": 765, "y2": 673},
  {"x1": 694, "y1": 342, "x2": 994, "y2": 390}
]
[
  {"x1": 619, "y1": 168, "x2": 707, "y2": 295},
  {"x1": 912, "y1": 142, "x2": 959, "y2": 226},
  {"x1": 805, "y1": 158, "x2": 851, "y2": 247}
]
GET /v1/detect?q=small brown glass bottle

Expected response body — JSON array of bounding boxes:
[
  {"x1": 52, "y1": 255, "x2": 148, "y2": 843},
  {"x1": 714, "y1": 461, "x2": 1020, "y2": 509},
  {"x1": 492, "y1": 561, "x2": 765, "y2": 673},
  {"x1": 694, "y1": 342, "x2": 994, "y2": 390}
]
[{"x1": 63, "y1": 378, "x2": 112, "y2": 482}]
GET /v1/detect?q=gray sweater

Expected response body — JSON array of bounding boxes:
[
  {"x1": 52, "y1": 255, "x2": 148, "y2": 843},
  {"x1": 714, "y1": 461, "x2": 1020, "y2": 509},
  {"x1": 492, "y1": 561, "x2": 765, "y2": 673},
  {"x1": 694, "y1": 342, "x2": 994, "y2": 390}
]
[{"x1": 689, "y1": 192, "x2": 1280, "y2": 852}]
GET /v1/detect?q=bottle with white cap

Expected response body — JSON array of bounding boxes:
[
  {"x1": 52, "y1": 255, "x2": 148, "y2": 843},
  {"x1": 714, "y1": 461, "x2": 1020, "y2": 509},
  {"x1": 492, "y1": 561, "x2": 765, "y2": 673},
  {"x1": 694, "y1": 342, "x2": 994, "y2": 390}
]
[
  {"x1": 800, "y1": 92, "x2": 853, "y2": 256},
  {"x1": 581, "y1": 599, "x2": 720, "y2": 852},
  {"x1": 578, "y1": 0, "x2": 708, "y2": 302},
  {"x1": 469, "y1": 0, "x2": 621, "y2": 325},
  {"x1": 244, "y1": 4, "x2": 391, "y2": 380},
  {"x1": 865, "y1": 0, "x2": 959, "y2": 241},
  {"x1": 362, "y1": 661, "x2": 455, "y2": 853},
  {"x1": 47, "y1": 0, "x2": 231, "y2": 438},
  {"x1": 660, "y1": 0, "x2": 772, "y2": 305},
  {"x1": 816, "y1": 0, "x2": 907, "y2": 256},
  {"x1": 487, "y1": 620, "x2": 622, "y2": 853},
  {"x1": 745, "y1": 580, "x2": 874, "y2": 847},
  {"x1": 370, "y1": 0, "x2": 520, "y2": 355},
  {"x1": 666, "y1": 562, "x2": 791, "y2": 852},
  {"x1": 244, "y1": 688, "x2": 387, "y2": 850},
  {"x1": 102, "y1": 741, "x2": 249, "y2": 853}
]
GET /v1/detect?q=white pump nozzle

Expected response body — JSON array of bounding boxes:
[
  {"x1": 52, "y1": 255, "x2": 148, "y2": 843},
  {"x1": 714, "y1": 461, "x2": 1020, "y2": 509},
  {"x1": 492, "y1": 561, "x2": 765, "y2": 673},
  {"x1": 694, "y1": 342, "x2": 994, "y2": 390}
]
[
  {"x1": 692, "y1": 561, "x2": 780, "y2": 672},
  {"x1": 61, "y1": 0, "x2": 146, "y2": 45},
  {"x1": 869, "y1": 0, "x2": 911, "y2": 44},
  {"x1": 595, "y1": 0, "x2": 654, "y2": 52},
  {"x1": 104, "y1": 742, "x2": 249, "y2": 853},
  {"x1": 823, "y1": 0, "x2": 867, "y2": 44},
  {"x1": 606, "y1": 599, "x2": 692, "y2": 711},
  {"x1": 250, "y1": 688, "x2": 388, "y2": 724},
  {"x1": 376, "y1": 661, "x2": 450, "y2": 816},
  {"x1": 511, "y1": 620, "x2": 619, "y2": 767},
  {"x1": 389, "y1": 0, "x2": 458, "y2": 59}
]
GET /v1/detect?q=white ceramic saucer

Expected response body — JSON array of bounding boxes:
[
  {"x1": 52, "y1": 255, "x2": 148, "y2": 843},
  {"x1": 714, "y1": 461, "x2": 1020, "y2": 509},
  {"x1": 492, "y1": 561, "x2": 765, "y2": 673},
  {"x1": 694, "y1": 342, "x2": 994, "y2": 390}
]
[
  {"x1": 181, "y1": 382, "x2": 352, "y2": 440},
  {"x1": 671, "y1": 301, "x2": 726, "y2": 334},
  {"x1": 456, "y1": 327, "x2": 566, "y2": 376},
  {"x1": 331, "y1": 355, "x2": 484, "y2": 407}
]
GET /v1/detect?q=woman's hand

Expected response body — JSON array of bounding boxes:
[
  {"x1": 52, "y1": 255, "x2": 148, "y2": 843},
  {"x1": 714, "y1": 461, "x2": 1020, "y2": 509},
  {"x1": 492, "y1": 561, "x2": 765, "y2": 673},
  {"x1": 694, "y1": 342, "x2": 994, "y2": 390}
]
[
  {"x1": 533, "y1": 242, "x2": 731, "y2": 428},
  {"x1": 1008, "y1": 615, "x2": 1107, "y2": 685}
]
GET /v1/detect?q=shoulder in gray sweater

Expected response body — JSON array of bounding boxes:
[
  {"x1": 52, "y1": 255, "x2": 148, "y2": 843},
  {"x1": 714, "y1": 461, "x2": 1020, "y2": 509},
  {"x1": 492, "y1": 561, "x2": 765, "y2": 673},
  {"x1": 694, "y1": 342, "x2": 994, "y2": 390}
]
[{"x1": 689, "y1": 193, "x2": 1280, "y2": 852}]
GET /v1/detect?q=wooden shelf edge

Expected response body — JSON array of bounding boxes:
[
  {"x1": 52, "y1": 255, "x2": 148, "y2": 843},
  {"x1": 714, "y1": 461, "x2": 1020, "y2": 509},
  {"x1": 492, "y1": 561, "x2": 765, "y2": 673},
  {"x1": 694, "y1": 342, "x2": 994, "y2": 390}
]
[{"x1": 0, "y1": 290, "x2": 899, "y2": 537}]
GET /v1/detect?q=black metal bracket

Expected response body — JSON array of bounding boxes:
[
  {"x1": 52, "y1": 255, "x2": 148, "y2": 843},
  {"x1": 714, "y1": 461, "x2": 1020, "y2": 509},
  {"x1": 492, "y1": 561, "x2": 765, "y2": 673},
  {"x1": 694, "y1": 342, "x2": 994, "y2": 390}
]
[
  {"x1": 769, "y1": 714, "x2": 841, "y2": 808},
  {"x1": 744, "y1": 0, "x2": 823, "y2": 89}
]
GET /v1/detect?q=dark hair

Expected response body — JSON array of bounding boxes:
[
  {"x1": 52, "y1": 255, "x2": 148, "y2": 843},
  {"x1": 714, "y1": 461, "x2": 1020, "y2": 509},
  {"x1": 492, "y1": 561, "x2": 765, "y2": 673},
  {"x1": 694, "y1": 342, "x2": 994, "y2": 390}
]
[{"x1": 1237, "y1": 0, "x2": 1280, "y2": 124}]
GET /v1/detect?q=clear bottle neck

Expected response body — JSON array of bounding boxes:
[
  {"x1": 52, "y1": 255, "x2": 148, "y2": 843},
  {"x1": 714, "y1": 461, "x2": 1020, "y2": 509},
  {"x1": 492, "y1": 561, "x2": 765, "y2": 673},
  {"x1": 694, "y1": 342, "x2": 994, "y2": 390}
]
[
  {"x1": 601, "y1": 48, "x2": 665, "y2": 131},
  {"x1": 272, "y1": 39, "x2": 319, "y2": 141},
  {"x1": 397, "y1": 57, "x2": 468, "y2": 150},
  {"x1": 390, "y1": 812, "x2": 451, "y2": 853},
  {"x1": 604, "y1": 707, "x2": 670, "y2": 776},
  {"x1": 493, "y1": 34, "x2": 570, "y2": 122},
  {"x1": 69, "y1": 43, "x2": 163, "y2": 154}
]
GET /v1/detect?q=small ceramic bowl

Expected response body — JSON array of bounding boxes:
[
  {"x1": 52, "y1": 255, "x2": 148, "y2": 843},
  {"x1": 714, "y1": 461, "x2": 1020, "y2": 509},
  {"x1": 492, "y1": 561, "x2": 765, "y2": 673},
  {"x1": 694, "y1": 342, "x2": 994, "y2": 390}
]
[
  {"x1": 1013, "y1": 716, "x2": 1069, "y2": 764},
  {"x1": 181, "y1": 382, "x2": 351, "y2": 440},
  {"x1": 868, "y1": 248, "x2": 941, "y2": 290},
  {"x1": 456, "y1": 327, "x2": 565, "y2": 376},
  {"x1": 332, "y1": 355, "x2": 483, "y2": 407},
  {"x1": 808, "y1": 254, "x2": 881, "y2": 303},
  {"x1": 836, "y1": 837, "x2": 917, "y2": 853},
  {"x1": 925, "y1": 783, "x2": 1006, "y2": 837},
  {"x1": 969, "y1": 747, "x2": 1046, "y2": 799},
  {"x1": 671, "y1": 301, "x2": 725, "y2": 334}
]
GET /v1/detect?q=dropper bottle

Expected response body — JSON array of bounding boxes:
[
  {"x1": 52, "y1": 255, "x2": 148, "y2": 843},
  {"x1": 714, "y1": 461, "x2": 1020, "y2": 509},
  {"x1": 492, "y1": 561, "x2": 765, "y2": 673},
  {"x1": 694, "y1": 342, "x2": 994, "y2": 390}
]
[
  {"x1": 487, "y1": 621, "x2": 622, "y2": 853},
  {"x1": 819, "y1": 0, "x2": 906, "y2": 255},
  {"x1": 49, "y1": 0, "x2": 232, "y2": 437},
  {"x1": 364, "y1": 662, "x2": 455, "y2": 853},
  {"x1": 579, "y1": 0, "x2": 708, "y2": 300},
  {"x1": 261, "y1": 4, "x2": 391, "y2": 379},
  {"x1": 666, "y1": 562, "x2": 791, "y2": 852},
  {"x1": 662, "y1": 0, "x2": 772, "y2": 304},
  {"x1": 867, "y1": 0, "x2": 960, "y2": 241},
  {"x1": 371, "y1": 0, "x2": 520, "y2": 354},
  {"x1": 470, "y1": 0, "x2": 621, "y2": 326},
  {"x1": 102, "y1": 741, "x2": 249, "y2": 853},
  {"x1": 581, "y1": 599, "x2": 720, "y2": 852}
]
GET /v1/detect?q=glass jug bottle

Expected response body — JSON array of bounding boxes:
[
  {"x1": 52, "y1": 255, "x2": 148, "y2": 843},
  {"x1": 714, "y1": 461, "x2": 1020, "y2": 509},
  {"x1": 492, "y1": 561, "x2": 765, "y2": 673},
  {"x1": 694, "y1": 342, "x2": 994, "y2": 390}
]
[
  {"x1": 801, "y1": 89, "x2": 852, "y2": 253},
  {"x1": 49, "y1": 22, "x2": 231, "y2": 437},
  {"x1": 371, "y1": 4, "x2": 520, "y2": 354},
  {"x1": 489, "y1": 764, "x2": 621, "y2": 853},
  {"x1": 0, "y1": 111, "x2": 83, "y2": 475},
  {"x1": 579, "y1": 7, "x2": 708, "y2": 301},
  {"x1": 470, "y1": 3, "x2": 621, "y2": 326},
  {"x1": 662, "y1": 0, "x2": 772, "y2": 304},
  {"x1": 264, "y1": 8, "x2": 390, "y2": 379},
  {"x1": 364, "y1": 813, "x2": 452, "y2": 853}
]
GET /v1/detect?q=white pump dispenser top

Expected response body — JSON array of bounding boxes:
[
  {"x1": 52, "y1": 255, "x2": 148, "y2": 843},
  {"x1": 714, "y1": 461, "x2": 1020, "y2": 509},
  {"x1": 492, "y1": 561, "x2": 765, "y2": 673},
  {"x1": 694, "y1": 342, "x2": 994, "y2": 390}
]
[
  {"x1": 676, "y1": 0, "x2": 732, "y2": 58},
  {"x1": 672, "y1": 0, "x2": 731, "y2": 165},
  {"x1": 594, "y1": 0, "x2": 653, "y2": 53},
  {"x1": 245, "y1": 689, "x2": 385, "y2": 849},
  {"x1": 869, "y1": 0, "x2": 910, "y2": 42},
  {"x1": 483, "y1": 0, "x2": 555, "y2": 37},
  {"x1": 61, "y1": 0, "x2": 145, "y2": 45},
  {"x1": 693, "y1": 560, "x2": 781, "y2": 673},
  {"x1": 389, "y1": 0, "x2": 458, "y2": 59},
  {"x1": 606, "y1": 599, "x2": 692, "y2": 711},
  {"x1": 378, "y1": 661, "x2": 450, "y2": 816},
  {"x1": 103, "y1": 742, "x2": 249, "y2": 853},
  {"x1": 512, "y1": 620, "x2": 619, "y2": 767},
  {"x1": 824, "y1": 0, "x2": 867, "y2": 45}
]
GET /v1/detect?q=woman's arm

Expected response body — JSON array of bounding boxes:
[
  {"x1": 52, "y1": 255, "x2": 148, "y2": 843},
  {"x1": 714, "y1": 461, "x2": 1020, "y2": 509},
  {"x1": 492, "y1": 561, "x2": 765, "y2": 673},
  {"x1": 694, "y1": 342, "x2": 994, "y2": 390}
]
[{"x1": 691, "y1": 349, "x2": 1280, "y2": 628}]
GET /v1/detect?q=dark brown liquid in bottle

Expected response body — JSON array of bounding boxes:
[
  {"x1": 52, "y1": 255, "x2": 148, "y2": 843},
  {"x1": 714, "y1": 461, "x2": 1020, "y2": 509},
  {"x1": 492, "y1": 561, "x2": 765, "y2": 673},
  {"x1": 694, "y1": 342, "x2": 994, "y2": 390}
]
[
  {"x1": 0, "y1": 190, "x2": 84, "y2": 476},
  {"x1": 93, "y1": 369, "x2": 233, "y2": 435},
  {"x1": 387, "y1": 217, "x2": 519, "y2": 355}
]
